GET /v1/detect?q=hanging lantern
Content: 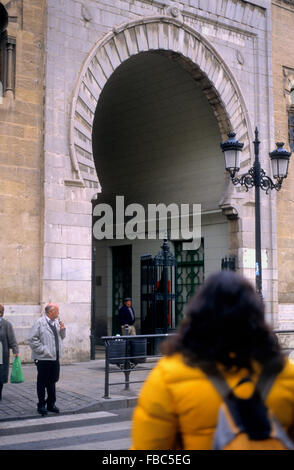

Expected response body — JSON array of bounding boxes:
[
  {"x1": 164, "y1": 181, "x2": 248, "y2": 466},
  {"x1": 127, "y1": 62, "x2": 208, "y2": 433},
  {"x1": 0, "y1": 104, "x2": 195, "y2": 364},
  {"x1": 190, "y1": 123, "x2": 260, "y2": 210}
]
[
  {"x1": 220, "y1": 132, "x2": 244, "y2": 177},
  {"x1": 269, "y1": 142, "x2": 292, "y2": 180}
]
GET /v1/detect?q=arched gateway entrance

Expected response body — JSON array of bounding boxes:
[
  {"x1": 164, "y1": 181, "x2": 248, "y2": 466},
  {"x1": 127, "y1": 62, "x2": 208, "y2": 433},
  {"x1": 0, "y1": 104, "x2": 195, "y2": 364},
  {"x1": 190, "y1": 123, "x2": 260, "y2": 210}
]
[{"x1": 70, "y1": 17, "x2": 253, "y2": 340}]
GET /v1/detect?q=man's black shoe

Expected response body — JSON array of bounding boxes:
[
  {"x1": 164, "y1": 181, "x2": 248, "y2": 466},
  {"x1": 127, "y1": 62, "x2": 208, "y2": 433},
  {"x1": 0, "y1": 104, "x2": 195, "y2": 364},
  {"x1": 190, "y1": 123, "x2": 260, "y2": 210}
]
[
  {"x1": 47, "y1": 405, "x2": 60, "y2": 413},
  {"x1": 37, "y1": 406, "x2": 48, "y2": 416}
]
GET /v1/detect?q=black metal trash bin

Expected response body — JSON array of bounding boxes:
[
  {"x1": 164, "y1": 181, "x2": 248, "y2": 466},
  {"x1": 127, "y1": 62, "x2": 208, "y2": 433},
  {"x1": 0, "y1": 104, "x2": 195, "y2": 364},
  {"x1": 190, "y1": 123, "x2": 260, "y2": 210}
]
[
  {"x1": 107, "y1": 339, "x2": 126, "y2": 366},
  {"x1": 130, "y1": 338, "x2": 147, "y2": 364}
]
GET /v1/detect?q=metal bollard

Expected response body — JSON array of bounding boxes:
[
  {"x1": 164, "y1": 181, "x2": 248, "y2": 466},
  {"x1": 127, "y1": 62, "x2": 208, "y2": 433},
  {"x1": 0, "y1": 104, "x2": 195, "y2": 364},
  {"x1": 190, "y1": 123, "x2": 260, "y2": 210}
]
[
  {"x1": 103, "y1": 341, "x2": 110, "y2": 399},
  {"x1": 124, "y1": 325, "x2": 131, "y2": 390}
]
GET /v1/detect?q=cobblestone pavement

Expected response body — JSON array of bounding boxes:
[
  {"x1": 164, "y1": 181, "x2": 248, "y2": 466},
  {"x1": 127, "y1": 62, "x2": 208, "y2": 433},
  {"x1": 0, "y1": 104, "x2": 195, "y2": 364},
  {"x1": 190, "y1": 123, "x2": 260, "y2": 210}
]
[{"x1": 0, "y1": 355, "x2": 152, "y2": 422}]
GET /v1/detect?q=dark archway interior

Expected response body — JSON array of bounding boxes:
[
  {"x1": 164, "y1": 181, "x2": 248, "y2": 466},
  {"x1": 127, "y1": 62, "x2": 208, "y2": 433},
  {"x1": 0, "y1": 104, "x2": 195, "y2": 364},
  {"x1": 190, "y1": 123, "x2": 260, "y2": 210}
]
[{"x1": 92, "y1": 51, "x2": 227, "y2": 211}]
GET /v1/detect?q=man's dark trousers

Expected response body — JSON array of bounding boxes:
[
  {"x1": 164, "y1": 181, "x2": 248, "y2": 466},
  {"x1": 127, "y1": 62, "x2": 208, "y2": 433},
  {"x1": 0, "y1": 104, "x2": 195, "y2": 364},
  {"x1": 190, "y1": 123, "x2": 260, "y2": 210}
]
[{"x1": 35, "y1": 359, "x2": 60, "y2": 409}]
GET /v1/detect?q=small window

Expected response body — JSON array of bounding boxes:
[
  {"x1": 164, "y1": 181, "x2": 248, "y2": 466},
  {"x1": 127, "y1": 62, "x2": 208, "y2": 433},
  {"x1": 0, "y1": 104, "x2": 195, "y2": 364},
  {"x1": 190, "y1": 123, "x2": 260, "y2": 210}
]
[
  {"x1": 291, "y1": 87, "x2": 294, "y2": 106},
  {"x1": 0, "y1": 2, "x2": 8, "y2": 92},
  {"x1": 289, "y1": 111, "x2": 294, "y2": 152},
  {"x1": 0, "y1": 30, "x2": 6, "y2": 92}
]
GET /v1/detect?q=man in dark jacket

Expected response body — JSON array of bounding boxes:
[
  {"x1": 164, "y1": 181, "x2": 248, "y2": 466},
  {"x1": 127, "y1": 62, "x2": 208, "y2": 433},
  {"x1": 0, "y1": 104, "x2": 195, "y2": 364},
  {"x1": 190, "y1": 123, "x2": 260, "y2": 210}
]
[
  {"x1": 0, "y1": 304, "x2": 19, "y2": 400},
  {"x1": 119, "y1": 298, "x2": 136, "y2": 335}
]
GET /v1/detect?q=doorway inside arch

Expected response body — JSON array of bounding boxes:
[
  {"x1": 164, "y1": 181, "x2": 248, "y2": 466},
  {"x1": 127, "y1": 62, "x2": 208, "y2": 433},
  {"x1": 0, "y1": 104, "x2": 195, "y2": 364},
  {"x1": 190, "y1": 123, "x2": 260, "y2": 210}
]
[{"x1": 91, "y1": 51, "x2": 229, "y2": 340}]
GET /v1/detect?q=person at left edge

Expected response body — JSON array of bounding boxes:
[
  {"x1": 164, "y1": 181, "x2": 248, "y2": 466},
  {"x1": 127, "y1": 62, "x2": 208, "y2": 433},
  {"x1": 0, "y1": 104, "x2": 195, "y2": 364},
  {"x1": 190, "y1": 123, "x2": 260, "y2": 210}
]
[
  {"x1": 0, "y1": 304, "x2": 19, "y2": 401},
  {"x1": 28, "y1": 303, "x2": 66, "y2": 416}
]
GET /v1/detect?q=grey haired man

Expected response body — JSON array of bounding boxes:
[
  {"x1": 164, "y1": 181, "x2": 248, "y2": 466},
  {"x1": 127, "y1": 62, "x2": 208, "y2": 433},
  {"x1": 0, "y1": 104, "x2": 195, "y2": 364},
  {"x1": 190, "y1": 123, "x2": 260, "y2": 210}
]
[{"x1": 28, "y1": 303, "x2": 66, "y2": 416}]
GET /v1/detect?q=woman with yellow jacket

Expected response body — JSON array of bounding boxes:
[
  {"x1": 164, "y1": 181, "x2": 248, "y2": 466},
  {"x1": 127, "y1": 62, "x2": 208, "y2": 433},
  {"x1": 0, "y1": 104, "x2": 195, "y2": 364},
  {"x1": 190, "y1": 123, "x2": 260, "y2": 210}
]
[{"x1": 131, "y1": 271, "x2": 294, "y2": 450}]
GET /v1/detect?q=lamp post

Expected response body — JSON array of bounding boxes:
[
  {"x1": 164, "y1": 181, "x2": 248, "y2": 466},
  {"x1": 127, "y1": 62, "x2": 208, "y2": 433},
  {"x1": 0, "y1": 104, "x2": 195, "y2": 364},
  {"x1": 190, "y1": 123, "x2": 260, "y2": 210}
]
[
  {"x1": 220, "y1": 127, "x2": 292, "y2": 296},
  {"x1": 90, "y1": 194, "x2": 99, "y2": 360}
]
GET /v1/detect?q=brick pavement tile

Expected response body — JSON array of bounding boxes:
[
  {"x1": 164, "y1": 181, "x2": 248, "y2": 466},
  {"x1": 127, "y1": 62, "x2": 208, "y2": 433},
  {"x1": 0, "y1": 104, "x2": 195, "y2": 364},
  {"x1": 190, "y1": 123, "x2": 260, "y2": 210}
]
[
  {"x1": 0, "y1": 383, "x2": 98, "y2": 421},
  {"x1": 0, "y1": 359, "x2": 147, "y2": 421}
]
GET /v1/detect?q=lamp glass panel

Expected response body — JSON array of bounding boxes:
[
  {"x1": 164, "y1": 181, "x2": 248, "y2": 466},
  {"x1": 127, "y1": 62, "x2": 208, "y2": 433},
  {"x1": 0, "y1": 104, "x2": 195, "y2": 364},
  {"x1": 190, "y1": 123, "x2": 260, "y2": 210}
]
[
  {"x1": 271, "y1": 158, "x2": 278, "y2": 178},
  {"x1": 224, "y1": 149, "x2": 240, "y2": 171},
  {"x1": 278, "y1": 158, "x2": 289, "y2": 178},
  {"x1": 272, "y1": 158, "x2": 289, "y2": 178}
]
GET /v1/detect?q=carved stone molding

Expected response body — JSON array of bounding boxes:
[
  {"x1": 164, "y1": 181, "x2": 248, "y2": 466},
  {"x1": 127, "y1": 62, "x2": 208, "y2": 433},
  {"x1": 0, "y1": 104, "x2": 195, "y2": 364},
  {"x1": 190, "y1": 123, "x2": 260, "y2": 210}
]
[
  {"x1": 69, "y1": 16, "x2": 253, "y2": 189},
  {"x1": 220, "y1": 203, "x2": 239, "y2": 220}
]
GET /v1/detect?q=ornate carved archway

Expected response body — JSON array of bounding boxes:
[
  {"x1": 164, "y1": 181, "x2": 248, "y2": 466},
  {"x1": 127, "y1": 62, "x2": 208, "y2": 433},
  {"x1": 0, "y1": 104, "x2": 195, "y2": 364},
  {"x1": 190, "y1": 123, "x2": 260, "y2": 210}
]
[{"x1": 69, "y1": 16, "x2": 253, "y2": 189}]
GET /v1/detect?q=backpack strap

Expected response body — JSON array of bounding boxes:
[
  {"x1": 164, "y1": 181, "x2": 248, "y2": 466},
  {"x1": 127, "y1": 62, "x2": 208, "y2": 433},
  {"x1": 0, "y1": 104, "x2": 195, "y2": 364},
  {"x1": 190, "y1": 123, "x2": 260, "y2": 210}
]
[
  {"x1": 197, "y1": 357, "x2": 284, "y2": 402},
  {"x1": 255, "y1": 358, "x2": 284, "y2": 402},
  {"x1": 197, "y1": 362, "x2": 231, "y2": 400}
]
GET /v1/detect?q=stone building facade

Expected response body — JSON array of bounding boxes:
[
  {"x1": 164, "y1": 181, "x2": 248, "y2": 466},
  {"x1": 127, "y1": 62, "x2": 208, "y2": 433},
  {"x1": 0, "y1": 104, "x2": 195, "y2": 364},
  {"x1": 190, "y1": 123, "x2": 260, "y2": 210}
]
[
  {"x1": 0, "y1": 0, "x2": 46, "y2": 361},
  {"x1": 272, "y1": 0, "x2": 294, "y2": 330},
  {"x1": 1, "y1": 0, "x2": 292, "y2": 362}
]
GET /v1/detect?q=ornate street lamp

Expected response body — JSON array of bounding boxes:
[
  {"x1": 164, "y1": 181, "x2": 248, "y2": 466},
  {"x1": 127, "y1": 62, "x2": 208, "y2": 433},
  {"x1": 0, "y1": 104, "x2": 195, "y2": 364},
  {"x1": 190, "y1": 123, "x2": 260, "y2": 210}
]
[{"x1": 221, "y1": 127, "x2": 292, "y2": 296}]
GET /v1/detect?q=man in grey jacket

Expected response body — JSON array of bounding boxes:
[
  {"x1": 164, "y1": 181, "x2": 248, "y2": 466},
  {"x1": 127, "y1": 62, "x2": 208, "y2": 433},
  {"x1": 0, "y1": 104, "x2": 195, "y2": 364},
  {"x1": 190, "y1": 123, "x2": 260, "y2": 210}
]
[{"x1": 28, "y1": 303, "x2": 66, "y2": 416}]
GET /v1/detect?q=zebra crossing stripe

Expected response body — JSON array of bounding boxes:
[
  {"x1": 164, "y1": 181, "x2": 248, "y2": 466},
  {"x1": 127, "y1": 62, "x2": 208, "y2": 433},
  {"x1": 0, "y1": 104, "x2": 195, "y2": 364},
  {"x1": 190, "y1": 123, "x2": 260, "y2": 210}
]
[
  {"x1": 0, "y1": 411, "x2": 117, "y2": 430},
  {"x1": 48, "y1": 438, "x2": 131, "y2": 450},
  {"x1": 0, "y1": 420, "x2": 131, "y2": 447}
]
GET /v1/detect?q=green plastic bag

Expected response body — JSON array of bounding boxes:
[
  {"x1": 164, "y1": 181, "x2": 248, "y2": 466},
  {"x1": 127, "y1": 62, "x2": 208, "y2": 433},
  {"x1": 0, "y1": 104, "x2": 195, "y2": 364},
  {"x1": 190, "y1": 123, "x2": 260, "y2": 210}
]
[{"x1": 10, "y1": 356, "x2": 25, "y2": 384}]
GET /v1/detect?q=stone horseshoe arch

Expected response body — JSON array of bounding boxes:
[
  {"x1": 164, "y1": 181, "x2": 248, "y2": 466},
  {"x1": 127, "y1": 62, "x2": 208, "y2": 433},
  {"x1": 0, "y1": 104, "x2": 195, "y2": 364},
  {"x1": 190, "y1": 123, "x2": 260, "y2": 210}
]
[{"x1": 69, "y1": 16, "x2": 253, "y2": 189}]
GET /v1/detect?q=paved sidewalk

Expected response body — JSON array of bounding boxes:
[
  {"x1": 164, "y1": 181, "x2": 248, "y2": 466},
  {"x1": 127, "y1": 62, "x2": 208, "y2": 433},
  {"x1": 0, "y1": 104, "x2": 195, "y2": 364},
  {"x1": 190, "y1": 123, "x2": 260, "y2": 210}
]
[{"x1": 0, "y1": 352, "x2": 152, "y2": 422}]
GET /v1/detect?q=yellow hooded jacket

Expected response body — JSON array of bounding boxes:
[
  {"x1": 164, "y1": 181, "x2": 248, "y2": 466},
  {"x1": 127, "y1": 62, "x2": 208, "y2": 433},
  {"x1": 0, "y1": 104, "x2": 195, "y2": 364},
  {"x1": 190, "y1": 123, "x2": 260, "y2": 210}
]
[{"x1": 131, "y1": 354, "x2": 294, "y2": 450}]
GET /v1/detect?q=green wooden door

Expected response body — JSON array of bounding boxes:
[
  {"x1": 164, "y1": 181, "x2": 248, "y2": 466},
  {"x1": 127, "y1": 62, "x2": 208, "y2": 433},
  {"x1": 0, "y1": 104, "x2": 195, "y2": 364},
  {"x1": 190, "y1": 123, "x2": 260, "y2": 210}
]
[{"x1": 174, "y1": 239, "x2": 204, "y2": 324}]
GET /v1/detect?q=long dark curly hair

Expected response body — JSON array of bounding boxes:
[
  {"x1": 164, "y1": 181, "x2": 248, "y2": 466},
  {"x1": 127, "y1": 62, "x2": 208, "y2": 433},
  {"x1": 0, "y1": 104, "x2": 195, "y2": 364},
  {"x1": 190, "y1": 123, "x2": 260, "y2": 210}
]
[{"x1": 163, "y1": 271, "x2": 284, "y2": 373}]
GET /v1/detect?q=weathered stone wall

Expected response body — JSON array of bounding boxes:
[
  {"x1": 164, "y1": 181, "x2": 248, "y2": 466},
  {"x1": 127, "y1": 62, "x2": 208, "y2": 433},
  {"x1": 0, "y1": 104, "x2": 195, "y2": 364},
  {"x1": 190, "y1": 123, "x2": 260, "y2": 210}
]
[
  {"x1": 272, "y1": 0, "x2": 294, "y2": 329},
  {"x1": 0, "y1": 0, "x2": 45, "y2": 361}
]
